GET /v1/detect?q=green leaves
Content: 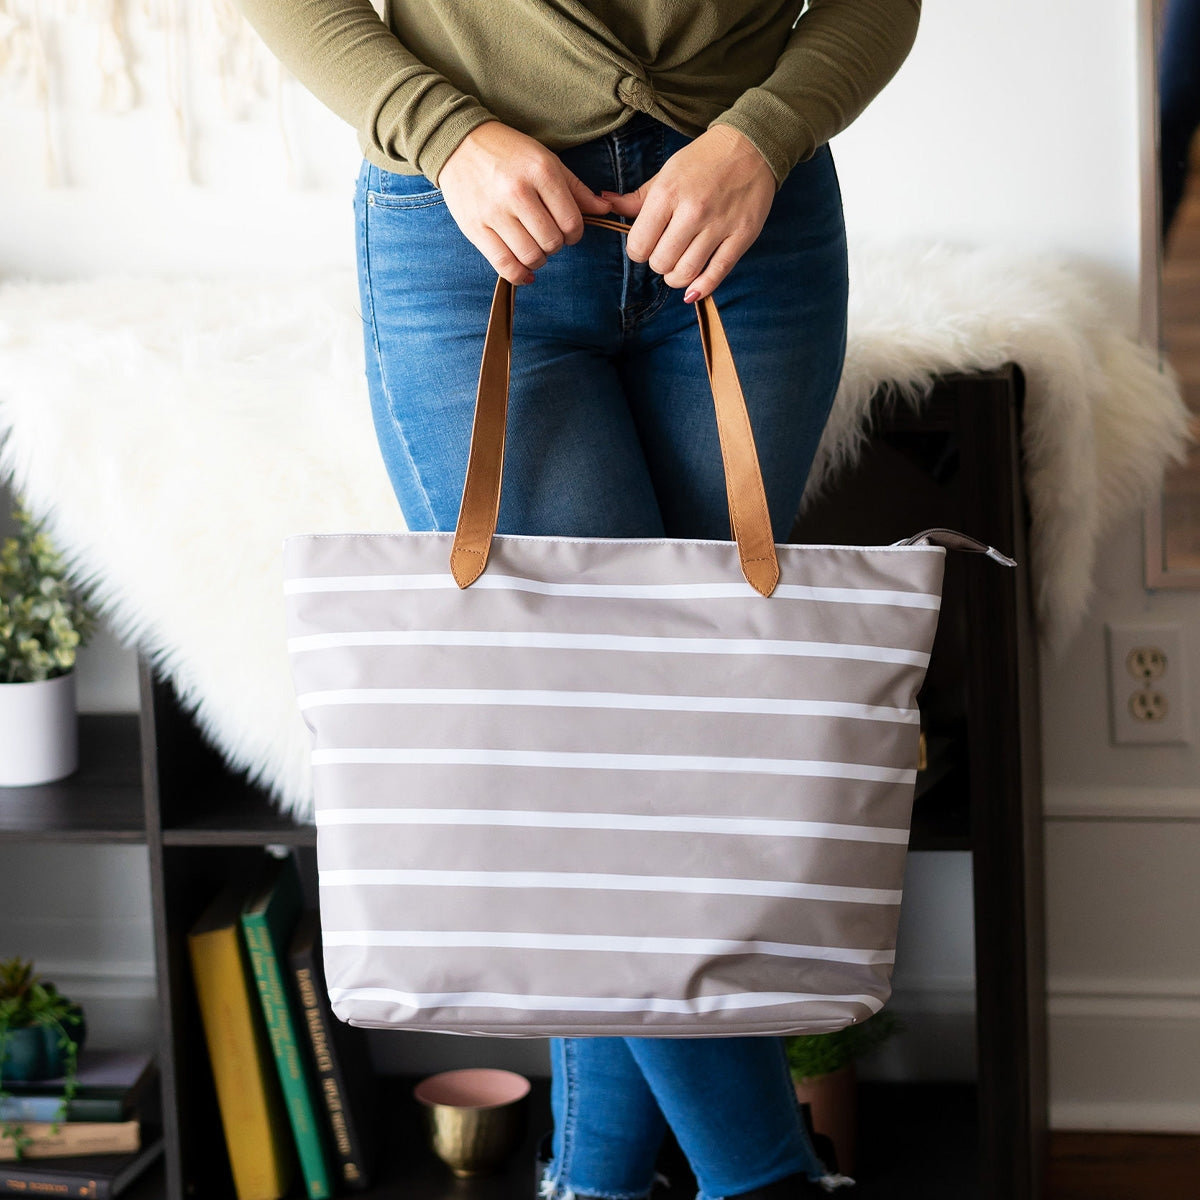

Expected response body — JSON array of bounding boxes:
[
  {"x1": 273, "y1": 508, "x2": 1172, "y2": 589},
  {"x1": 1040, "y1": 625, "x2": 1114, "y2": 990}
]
[
  {"x1": 0, "y1": 959, "x2": 84, "y2": 1159},
  {"x1": 785, "y1": 1010, "x2": 902, "y2": 1082},
  {"x1": 0, "y1": 960, "x2": 35, "y2": 1021},
  {"x1": 0, "y1": 959, "x2": 79, "y2": 1030},
  {"x1": 0, "y1": 503, "x2": 96, "y2": 684}
]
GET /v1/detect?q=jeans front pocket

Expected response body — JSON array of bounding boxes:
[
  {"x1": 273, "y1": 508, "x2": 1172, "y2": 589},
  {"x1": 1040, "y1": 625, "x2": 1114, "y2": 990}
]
[{"x1": 365, "y1": 161, "x2": 444, "y2": 209}]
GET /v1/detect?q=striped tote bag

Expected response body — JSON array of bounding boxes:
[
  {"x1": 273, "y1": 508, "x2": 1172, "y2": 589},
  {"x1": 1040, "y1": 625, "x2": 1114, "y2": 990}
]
[{"x1": 283, "y1": 217, "x2": 1015, "y2": 1038}]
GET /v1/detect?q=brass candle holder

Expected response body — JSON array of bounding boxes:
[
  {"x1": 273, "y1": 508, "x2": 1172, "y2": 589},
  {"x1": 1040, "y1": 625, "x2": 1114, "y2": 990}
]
[{"x1": 413, "y1": 1068, "x2": 532, "y2": 1178}]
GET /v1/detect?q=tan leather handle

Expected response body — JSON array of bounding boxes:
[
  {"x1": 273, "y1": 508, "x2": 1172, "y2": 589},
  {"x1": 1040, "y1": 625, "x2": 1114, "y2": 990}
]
[{"x1": 450, "y1": 214, "x2": 780, "y2": 596}]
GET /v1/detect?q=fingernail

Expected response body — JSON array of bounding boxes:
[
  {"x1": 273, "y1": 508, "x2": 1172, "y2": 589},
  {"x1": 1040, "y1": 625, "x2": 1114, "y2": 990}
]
[
  {"x1": 683, "y1": 288, "x2": 701, "y2": 304},
  {"x1": 523, "y1": 273, "x2": 536, "y2": 285},
  {"x1": 600, "y1": 190, "x2": 618, "y2": 199}
]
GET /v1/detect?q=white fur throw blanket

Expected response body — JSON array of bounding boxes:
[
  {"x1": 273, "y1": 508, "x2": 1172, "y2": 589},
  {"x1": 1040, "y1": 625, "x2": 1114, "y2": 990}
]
[{"x1": 0, "y1": 243, "x2": 1190, "y2": 820}]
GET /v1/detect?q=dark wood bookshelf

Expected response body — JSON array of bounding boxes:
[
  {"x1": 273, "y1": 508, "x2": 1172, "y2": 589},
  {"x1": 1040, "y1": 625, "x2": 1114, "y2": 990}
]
[
  {"x1": 121, "y1": 1162, "x2": 168, "y2": 1200},
  {"x1": 0, "y1": 368, "x2": 1044, "y2": 1200},
  {"x1": 792, "y1": 366, "x2": 1045, "y2": 1198},
  {"x1": 909, "y1": 763, "x2": 972, "y2": 851},
  {"x1": 160, "y1": 813, "x2": 317, "y2": 849},
  {"x1": 850, "y1": 1082, "x2": 981, "y2": 1199},
  {"x1": 909, "y1": 732, "x2": 970, "y2": 851},
  {"x1": 0, "y1": 713, "x2": 143, "y2": 842}
]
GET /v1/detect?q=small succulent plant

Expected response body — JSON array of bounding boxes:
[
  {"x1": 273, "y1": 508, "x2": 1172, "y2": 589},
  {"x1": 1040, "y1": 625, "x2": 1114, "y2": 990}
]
[
  {"x1": 0, "y1": 957, "x2": 84, "y2": 1158},
  {"x1": 785, "y1": 1010, "x2": 902, "y2": 1082},
  {"x1": 0, "y1": 502, "x2": 96, "y2": 684}
]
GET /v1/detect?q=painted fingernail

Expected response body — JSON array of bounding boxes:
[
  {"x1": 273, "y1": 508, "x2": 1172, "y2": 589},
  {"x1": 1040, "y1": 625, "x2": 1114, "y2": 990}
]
[
  {"x1": 523, "y1": 272, "x2": 536, "y2": 285},
  {"x1": 683, "y1": 288, "x2": 701, "y2": 304}
]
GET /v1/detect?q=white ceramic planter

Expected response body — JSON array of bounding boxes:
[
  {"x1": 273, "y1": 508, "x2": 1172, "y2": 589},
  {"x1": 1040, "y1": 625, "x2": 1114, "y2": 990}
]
[{"x1": 0, "y1": 671, "x2": 79, "y2": 786}]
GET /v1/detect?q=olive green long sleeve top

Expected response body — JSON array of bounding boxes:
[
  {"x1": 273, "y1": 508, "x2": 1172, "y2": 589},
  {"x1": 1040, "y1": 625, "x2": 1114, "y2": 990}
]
[{"x1": 233, "y1": 0, "x2": 920, "y2": 189}]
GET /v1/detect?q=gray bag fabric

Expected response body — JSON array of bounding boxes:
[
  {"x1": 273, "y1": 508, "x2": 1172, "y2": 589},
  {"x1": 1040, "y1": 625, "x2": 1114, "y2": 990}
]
[{"x1": 283, "y1": 217, "x2": 1015, "y2": 1037}]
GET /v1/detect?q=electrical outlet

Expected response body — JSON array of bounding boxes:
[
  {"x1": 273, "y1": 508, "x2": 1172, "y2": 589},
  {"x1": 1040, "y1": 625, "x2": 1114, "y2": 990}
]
[{"x1": 1106, "y1": 623, "x2": 1191, "y2": 744}]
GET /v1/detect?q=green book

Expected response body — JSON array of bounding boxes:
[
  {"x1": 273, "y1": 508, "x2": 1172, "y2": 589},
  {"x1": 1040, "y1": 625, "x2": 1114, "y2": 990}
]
[{"x1": 241, "y1": 854, "x2": 333, "y2": 1200}]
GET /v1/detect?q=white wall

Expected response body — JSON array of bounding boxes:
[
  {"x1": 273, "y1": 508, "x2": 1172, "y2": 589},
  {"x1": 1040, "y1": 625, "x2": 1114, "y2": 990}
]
[
  {"x1": 3, "y1": 0, "x2": 1195, "y2": 1129},
  {"x1": 0, "y1": 5, "x2": 361, "y2": 280},
  {"x1": 834, "y1": 0, "x2": 1144, "y2": 328}
]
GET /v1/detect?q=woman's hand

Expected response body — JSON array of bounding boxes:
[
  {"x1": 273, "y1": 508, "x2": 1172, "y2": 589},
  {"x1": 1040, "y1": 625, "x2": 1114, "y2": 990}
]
[
  {"x1": 436, "y1": 121, "x2": 614, "y2": 287},
  {"x1": 601, "y1": 125, "x2": 777, "y2": 304}
]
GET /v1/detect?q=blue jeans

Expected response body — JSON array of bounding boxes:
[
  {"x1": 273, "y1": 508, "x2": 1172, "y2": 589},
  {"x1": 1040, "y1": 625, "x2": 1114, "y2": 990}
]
[
  {"x1": 354, "y1": 111, "x2": 848, "y2": 1199},
  {"x1": 354, "y1": 109, "x2": 847, "y2": 543},
  {"x1": 545, "y1": 1036, "x2": 829, "y2": 1199}
]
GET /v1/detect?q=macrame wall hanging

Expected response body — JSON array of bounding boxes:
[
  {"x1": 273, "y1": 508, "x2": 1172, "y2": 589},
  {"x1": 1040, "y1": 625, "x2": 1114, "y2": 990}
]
[{"x1": 0, "y1": 0, "x2": 324, "y2": 186}]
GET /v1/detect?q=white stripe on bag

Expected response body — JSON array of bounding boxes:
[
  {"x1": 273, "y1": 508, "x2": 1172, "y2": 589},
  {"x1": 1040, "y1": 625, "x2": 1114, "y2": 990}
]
[
  {"x1": 324, "y1": 986, "x2": 885, "y2": 1017},
  {"x1": 315, "y1": 808, "x2": 910, "y2": 844},
  {"x1": 284, "y1": 572, "x2": 941, "y2": 609},
  {"x1": 310, "y1": 747, "x2": 917, "y2": 784},
  {"x1": 287, "y1": 629, "x2": 931, "y2": 666},
  {"x1": 318, "y1": 868, "x2": 902, "y2": 906},
  {"x1": 295, "y1": 688, "x2": 919, "y2": 724},
  {"x1": 320, "y1": 928, "x2": 897, "y2": 963}
]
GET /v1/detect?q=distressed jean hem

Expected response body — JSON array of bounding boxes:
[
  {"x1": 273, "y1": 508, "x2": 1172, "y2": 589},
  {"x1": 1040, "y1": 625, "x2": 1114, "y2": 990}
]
[
  {"x1": 700, "y1": 1169, "x2": 858, "y2": 1199},
  {"x1": 540, "y1": 1167, "x2": 664, "y2": 1200}
]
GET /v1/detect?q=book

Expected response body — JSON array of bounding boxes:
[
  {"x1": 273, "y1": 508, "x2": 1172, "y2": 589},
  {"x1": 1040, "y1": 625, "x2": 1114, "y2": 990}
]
[
  {"x1": 0, "y1": 1052, "x2": 157, "y2": 1126},
  {"x1": 287, "y1": 909, "x2": 379, "y2": 1191},
  {"x1": 0, "y1": 1130, "x2": 162, "y2": 1198},
  {"x1": 241, "y1": 855, "x2": 333, "y2": 1200},
  {"x1": 3, "y1": 1051, "x2": 154, "y2": 1102},
  {"x1": 0, "y1": 1119, "x2": 139, "y2": 1161},
  {"x1": 0, "y1": 1096, "x2": 133, "y2": 1124},
  {"x1": 188, "y1": 878, "x2": 294, "y2": 1200}
]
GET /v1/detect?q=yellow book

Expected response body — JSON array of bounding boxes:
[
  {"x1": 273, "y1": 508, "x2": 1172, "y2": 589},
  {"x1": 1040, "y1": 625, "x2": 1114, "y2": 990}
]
[{"x1": 188, "y1": 880, "x2": 294, "y2": 1200}]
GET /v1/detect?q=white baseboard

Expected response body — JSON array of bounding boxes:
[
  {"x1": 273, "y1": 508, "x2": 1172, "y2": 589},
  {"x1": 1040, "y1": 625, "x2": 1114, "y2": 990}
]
[
  {"x1": 32, "y1": 959, "x2": 155, "y2": 997},
  {"x1": 1048, "y1": 978, "x2": 1200, "y2": 1021},
  {"x1": 29, "y1": 960, "x2": 157, "y2": 1053},
  {"x1": 1045, "y1": 784, "x2": 1200, "y2": 821},
  {"x1": 1048, "y1": 982, "x2": 1200, "y2": 1133},
  {"x1": 1050, "y1": 1101, "x2": 1200, "y2": 1133}
]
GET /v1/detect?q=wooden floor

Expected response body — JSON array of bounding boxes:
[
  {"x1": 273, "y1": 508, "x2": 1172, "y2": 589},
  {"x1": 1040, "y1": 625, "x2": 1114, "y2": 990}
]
[{"x1": 1046, "y1": 1131, "x2": 1200, "y2": 1198}]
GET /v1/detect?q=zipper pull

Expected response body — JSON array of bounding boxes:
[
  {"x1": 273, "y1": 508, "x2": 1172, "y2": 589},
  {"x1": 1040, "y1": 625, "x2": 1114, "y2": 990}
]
[{"x1": 893, "y1": 527, "x2": 1018, "y2": 567}]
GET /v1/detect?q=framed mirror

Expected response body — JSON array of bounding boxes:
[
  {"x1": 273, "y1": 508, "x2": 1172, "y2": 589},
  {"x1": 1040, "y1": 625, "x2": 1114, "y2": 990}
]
[{"x1": 1146, "y1": 0, "x2": 1200, "y2": 584}]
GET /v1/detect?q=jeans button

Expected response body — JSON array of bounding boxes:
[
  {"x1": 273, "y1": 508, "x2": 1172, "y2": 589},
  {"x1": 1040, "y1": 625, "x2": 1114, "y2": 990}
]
[{"x1": 616, "y1": 75, "x2": 655, "y2": 113}]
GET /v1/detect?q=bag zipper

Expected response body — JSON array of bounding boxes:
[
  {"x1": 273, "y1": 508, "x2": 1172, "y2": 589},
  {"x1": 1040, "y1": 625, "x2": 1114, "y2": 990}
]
[{"x1": 892, "y1": 527, "x2": 1017, "y2": 567}]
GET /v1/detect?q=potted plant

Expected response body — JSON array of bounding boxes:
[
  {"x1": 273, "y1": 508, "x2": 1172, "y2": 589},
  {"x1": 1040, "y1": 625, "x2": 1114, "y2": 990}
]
[
  {"x1": 785, "y1": 1010, "x2": 901, "y2": 1177},
  {"x1": 0, "y1": 501, "x2": 96, "y2": 785},
  {"x1": 0, "y1": 957, "x2": 85, "y2": 1158}
]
